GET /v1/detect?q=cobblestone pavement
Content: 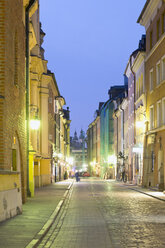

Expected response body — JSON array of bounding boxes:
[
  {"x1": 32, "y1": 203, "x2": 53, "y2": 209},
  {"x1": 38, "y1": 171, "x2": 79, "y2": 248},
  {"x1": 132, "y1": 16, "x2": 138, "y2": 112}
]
[{"x1": 38, "y1": 179, "x2": 165, "y2": 248}]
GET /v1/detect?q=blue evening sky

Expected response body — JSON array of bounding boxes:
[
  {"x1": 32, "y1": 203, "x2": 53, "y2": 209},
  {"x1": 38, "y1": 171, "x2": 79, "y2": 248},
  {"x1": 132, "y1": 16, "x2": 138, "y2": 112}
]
[{"x1": 40, "y1": 0, "x2": 145, "y2": 136}]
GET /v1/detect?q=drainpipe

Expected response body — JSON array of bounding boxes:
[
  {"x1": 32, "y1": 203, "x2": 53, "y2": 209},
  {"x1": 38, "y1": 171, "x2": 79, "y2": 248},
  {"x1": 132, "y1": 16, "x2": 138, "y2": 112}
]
[{"x1": 25, "y1": 0, "x2": 37, "y2": 197}]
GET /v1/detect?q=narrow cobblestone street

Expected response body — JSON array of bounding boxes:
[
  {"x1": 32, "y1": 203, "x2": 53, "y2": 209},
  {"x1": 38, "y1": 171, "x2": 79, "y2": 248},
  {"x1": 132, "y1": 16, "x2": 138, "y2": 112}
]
[{"x1": 38, "y1": 179, "x2": 165, "y2": 248}]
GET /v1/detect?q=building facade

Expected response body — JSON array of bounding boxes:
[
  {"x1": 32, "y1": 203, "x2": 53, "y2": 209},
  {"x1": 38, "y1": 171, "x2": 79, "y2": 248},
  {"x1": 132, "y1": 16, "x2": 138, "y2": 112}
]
[
  {"x1": 70, "y1": 130, "x2": 87, "y2": 174},
  {"x1": 87, "y1": 106, "x2": 101, "y2": 176},
  {"x1": 138, "y1": 0, "x2": 165, "y2": 190},
  {"x1": 0, "y1": 0, "x2": 71, "y2": 222},
  {"x1": 113, "y1": 96, "x2": 129, "y2": 181},
  {"x1": 132, "y1": 36, "x2": 146, "y2": 185},
  {"x1": 0, "y1": 0, "x2": 27, "y2": 222},
  {"x1": 99, "y1": 85, "x2": 128, "y2": 179}
]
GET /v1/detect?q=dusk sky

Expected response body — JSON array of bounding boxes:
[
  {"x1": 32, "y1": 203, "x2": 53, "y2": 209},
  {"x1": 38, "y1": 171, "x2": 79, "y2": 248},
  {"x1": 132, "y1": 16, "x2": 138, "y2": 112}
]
[{"x1": 40, "y1": 0, "x2": 145, "y2": 136}]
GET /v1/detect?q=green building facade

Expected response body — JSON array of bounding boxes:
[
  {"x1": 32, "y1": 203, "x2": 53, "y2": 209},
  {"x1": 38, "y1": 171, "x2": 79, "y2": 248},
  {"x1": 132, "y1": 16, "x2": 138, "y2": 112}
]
[{"x1": 100, "y1": 84, "x2": 128, "y2": 179}]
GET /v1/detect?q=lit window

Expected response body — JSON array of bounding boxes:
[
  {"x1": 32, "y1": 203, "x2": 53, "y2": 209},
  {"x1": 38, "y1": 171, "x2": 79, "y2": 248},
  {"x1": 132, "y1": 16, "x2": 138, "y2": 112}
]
[
  {"x1": 150, "y1": 105, "x2": 154, "y2": 130},
  {"x1": 162, "y1": 97, "x2": 165, "y2": 125},
  {"x1": 161, "y1": 55, "x2": 165, "y2": 81},
  {"x1": 156, "y1": 61, "x2": 161, "y2": 85},
  {"x1": 149, "y1": 68, "x2": 153, "y2": 91},
  {"x1": 157, "y1": 100, "x2": 161, "y2": 127}
]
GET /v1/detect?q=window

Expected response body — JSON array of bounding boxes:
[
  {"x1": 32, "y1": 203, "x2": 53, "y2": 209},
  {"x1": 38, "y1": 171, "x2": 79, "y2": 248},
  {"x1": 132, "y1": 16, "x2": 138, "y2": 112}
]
[
  {"x1": 138, "y1": 77, "x2": 140, "y2": 98},
  {"x1": 161, "y1": 55, "x2": 165, "y2": 81},
  {"x1": 150, "y1": 105, "x2": 154, "y2": 130},
  {"x1": 136, "y1": 78, "x2": 139, "y2": 100},
  {"x1": 149, "y1": 68, "x2": 153, "y2": 91},
  {"x1": 140, "y1": 74, "x2": 143, "y2": 96},
  {"x1": 150, "y1": 31, "x2": 153, "y2": 50},
  {"x1": 157, "y1": 19, "x2": 160, "y2": 41},
  {"x1": 162, "y1": 12, "x2": 165, "y2": 34},
  {"x1": 54, "y1": 100, "x2": 58, "y2": 113},
  {"x1": 157, "y1": 100, "x2": 161, "y2": 127},
  {"x1": 49, "y1": 97, "x2": 52, "y2": 104},
  {"x1": 162, "y1": 97, "x2": 165, "y2": 125},
  {"x1": 151, "y1": 151, "x2": 155, "y2": 172},
  {"x1": 12, "y1": 149, "x2": 17, "y2": 171},
  {"x1": 156, "y1": 61, "x2": 161, "y2": 85}
]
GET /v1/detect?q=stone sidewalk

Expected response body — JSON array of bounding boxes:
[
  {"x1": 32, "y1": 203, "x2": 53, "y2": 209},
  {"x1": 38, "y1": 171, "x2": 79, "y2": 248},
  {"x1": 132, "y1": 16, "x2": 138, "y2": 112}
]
[
  {"x1": 107, "y1": 179, "x2": 165, "y2": 202},
  {"x1": 0, "y1": 179, "x2": 73, "y2": 248}
]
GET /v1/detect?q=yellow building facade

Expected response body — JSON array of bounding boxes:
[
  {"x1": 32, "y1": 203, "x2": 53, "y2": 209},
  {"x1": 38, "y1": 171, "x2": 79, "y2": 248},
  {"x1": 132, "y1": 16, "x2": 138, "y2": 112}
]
[
  {"x1": 28, "y1": 2, "x2": 71, "y2": 193},
  {"x1": 138, "y1": 0, "x2": 165, "y2": 190}
]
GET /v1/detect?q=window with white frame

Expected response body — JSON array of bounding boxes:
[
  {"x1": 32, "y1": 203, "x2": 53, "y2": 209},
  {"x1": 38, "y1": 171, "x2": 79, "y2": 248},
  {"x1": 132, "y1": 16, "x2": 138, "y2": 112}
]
[
  {"x1": 156, "y1": 61, "x2": 161, "y2": 85},
  {"x1": 49, "y1": 97, "x2": 52, "y2": 104},
  {"x1": 136, "y1": 78, "x2": 139, "y2": 100},
  {"x1": 140, "y1": 73, "x2": 143, "y2": 96},
  {"x1": 150, "y1": 105, "x2": 154, "y2": 130},
  {"x1": 138, "y1": 77, "x2": 140, "y2": 98},
  {"x1": 162, "y1": 97, "x2": 165, "y2": 125},
  {"x1": 54, "y1": 99, "x2": 58, "y2": 114},
  {"x1": 157, "y1": 100, "x2": 161, "y2": 127},
  {"x1": 161, "y1": 55, "x2": 165, "y2": 81},
  {"x1": 149, "y1": 68, "x2": 153, "y2": 91}
]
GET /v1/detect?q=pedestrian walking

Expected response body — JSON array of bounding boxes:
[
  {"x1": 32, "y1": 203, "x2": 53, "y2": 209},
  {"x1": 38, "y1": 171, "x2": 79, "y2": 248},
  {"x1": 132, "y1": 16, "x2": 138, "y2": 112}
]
[{"x1": 75, "y1": 171, "x2": 79, "y2": 182}]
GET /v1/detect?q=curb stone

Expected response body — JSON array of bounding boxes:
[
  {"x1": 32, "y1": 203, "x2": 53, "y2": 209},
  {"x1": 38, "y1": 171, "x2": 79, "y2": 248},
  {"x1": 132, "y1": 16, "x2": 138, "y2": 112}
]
[{"x1": 25, "y1": 181, "x2": 74, "y2": 248}]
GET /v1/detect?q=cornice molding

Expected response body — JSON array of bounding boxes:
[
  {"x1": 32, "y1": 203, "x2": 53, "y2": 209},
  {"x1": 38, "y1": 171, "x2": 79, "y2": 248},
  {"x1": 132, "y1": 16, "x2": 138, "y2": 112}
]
[{"x1": 138, "y1": 0, "x2": 162, "y2": 30}]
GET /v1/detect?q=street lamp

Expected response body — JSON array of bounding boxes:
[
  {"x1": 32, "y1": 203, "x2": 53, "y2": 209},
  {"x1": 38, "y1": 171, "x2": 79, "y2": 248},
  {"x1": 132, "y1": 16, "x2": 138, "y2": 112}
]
[
  {"x1": 108, "y1": 155, "x2": 117, "y2": 165},
  {"x1": 30, "y1": 119, "x2": 40, "y2": 130},
  {"x1": 53, "y1": 152, "x2": 64, "y2": 182},
  {"x1": 27, "y1": 114, "x2": 40, "y2": 197}
]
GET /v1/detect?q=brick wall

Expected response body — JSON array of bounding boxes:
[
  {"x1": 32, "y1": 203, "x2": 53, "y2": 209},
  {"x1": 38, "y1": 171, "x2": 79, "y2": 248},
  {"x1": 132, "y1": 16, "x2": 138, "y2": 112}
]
[
  {"x1": 0, "y1": 0, "x2": 5, "y2": 167},
  {"x1": 1, "y1": 0, "x2": 27, "y2": 202}
]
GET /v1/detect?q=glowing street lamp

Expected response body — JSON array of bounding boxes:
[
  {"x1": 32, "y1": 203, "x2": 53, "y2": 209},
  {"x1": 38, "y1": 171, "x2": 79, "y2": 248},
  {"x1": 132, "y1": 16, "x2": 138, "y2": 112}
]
[
  {"x1": 58, "y1": 153, "x2": 63, "y2": 159},
  {"x1": 30, "y1": 119, "x2": 40, "y2": 130},
  {"x1": 136, "y1": 121, "x2": 144, "y2": 128},
  {"x1": 108, "y1": 155, "x2": 117, "y2": 165}
]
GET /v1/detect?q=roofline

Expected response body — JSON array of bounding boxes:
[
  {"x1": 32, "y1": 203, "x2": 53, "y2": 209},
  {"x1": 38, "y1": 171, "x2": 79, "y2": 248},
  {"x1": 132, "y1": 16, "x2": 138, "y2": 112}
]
[
  {"x1": 137, "y1": 0, "x2": 150, "y2": 23},
  {"x1": 48, "y1": 71, "x2": 61, "y2": 96}
]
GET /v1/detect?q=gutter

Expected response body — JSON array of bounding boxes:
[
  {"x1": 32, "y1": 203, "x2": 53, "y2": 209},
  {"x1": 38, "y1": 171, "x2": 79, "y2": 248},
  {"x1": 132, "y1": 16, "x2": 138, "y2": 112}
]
[{"x1": 25, "y1": 0, "x2": 37, "y2": 197}]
